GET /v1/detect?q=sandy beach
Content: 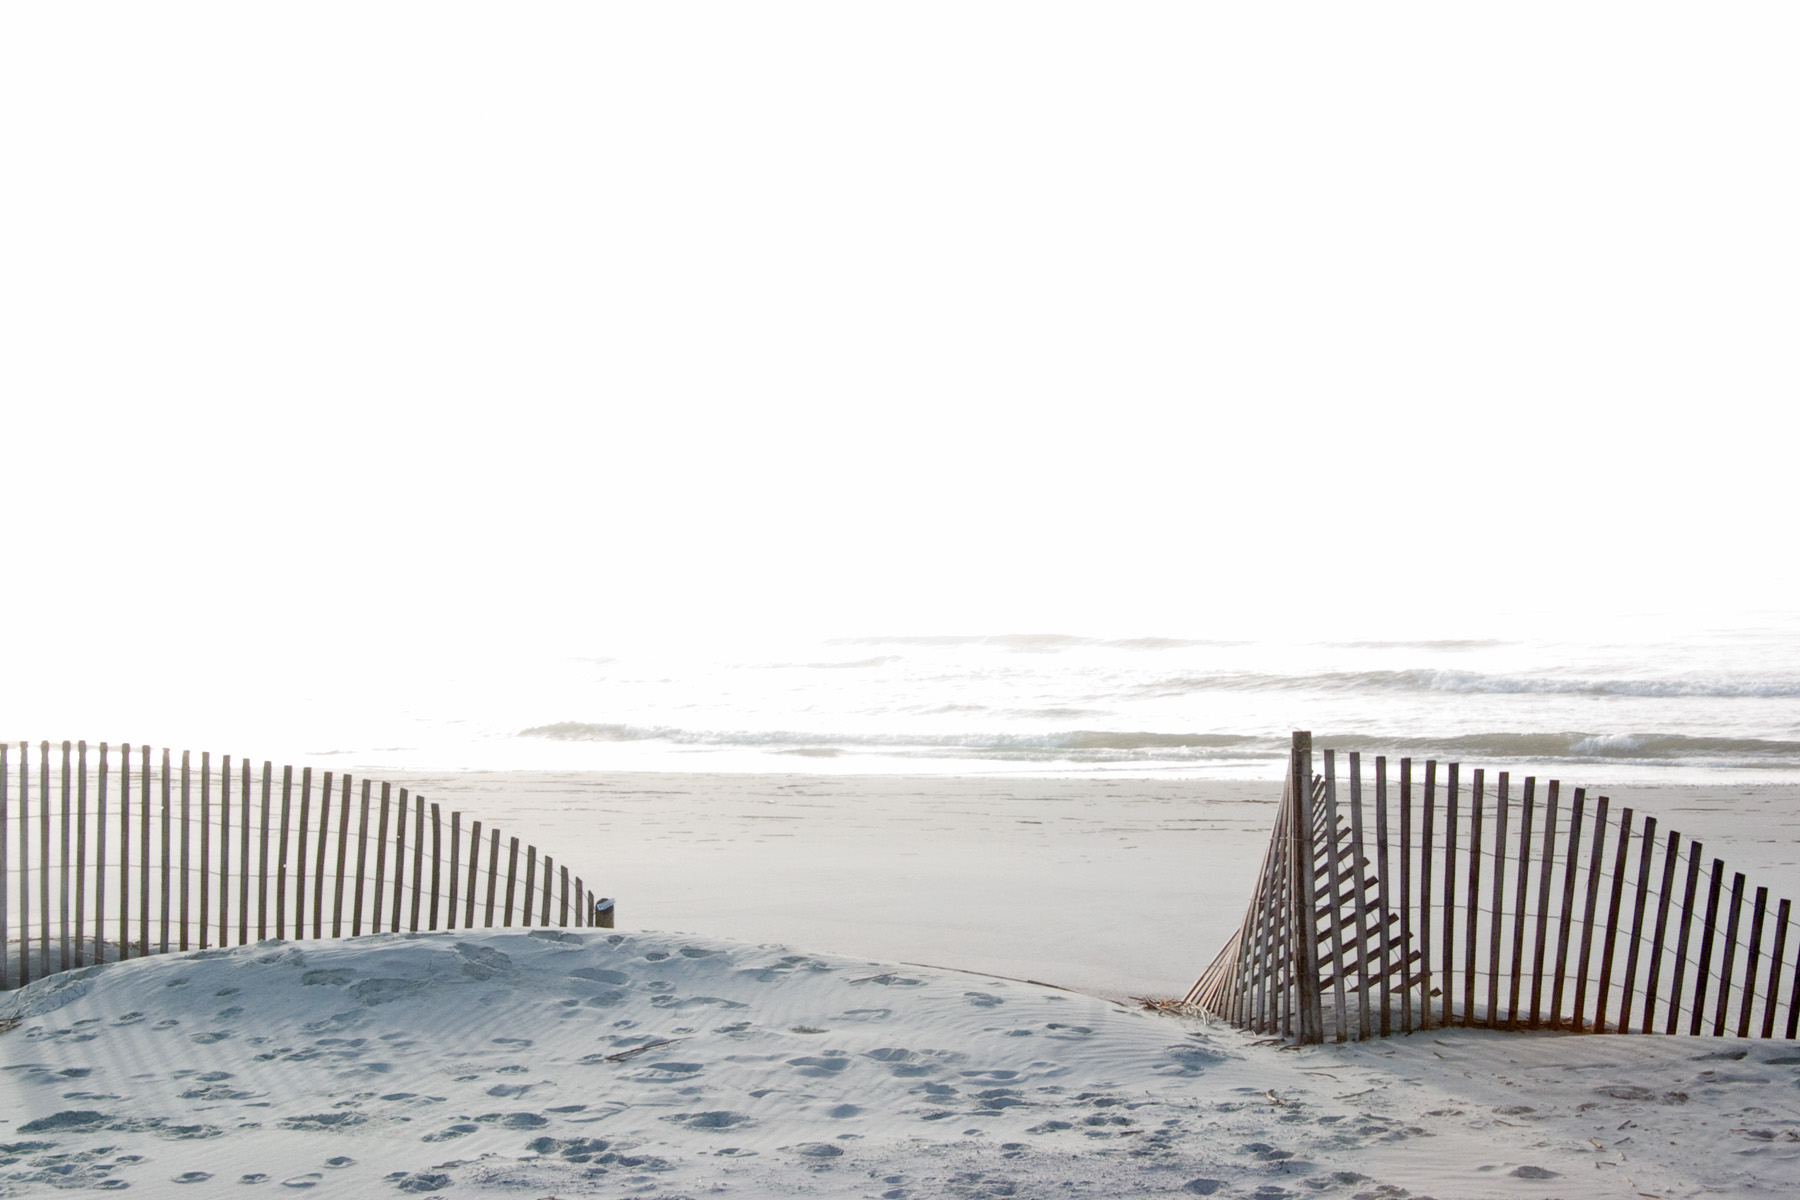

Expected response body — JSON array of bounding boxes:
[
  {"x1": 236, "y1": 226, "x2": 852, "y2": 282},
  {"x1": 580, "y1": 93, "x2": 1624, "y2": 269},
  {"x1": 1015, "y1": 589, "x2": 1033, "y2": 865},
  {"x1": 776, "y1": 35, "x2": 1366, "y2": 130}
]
[
  {"x1": 6, "y1": 772, "x2": 1796, "y2": 1197},
  {"x1": 353, "y1": 771, "x2": 1800, "y2": 1001}
]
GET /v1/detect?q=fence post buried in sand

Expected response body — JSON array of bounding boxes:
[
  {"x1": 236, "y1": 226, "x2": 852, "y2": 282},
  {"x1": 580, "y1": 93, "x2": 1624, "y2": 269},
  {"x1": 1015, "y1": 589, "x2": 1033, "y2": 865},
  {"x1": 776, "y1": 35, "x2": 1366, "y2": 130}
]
[{"x1": 593, "y1": 897, "x2": 615, "y2": 928}]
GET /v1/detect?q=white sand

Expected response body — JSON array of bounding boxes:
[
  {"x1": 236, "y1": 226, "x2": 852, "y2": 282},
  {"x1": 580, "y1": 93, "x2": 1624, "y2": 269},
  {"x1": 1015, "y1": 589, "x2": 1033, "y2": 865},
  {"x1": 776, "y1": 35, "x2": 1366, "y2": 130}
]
[{"x1": 3, "y1": 774, "x2": 1798, "y2": 1197}]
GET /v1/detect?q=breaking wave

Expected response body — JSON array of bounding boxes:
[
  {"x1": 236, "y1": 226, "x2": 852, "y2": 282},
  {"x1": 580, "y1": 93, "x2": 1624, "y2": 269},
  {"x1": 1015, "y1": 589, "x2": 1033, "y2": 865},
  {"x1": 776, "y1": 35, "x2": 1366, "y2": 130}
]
[
  {"x1": 1134, "y1": 669, "x2": 1800, "y2": 700},
  {"x1": 517, "y1": 723, "x2": 1800, "y2": 768}
]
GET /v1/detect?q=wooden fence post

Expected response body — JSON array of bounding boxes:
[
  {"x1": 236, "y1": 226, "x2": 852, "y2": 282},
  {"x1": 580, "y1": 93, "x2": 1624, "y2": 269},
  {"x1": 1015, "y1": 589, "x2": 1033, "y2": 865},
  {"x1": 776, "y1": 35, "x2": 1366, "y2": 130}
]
[
  {"x1": 430, "y1": 803, "x2": 443, "y2": 931},
  {"x1": 94, "y1": 744, "x2": 107, "y2": 966},
  {"x1": 1, "y1": 743, "x2": 10, "y2": 988},
  {"x1": 1346, "y1": 751, "x2": 1372, "y2": 1040},
  {"x1": 1740, "y1": 887, "x2": 1769, "y2": 1038},
  {"x1": 75, "y1": 742, "x2": 88, "y2": 967},
  {"x1": 1690, "y1": 859, "x2": 1726, "y2": 1036},
  {"x1": 352, "y1": 779, "x2": 371, "y2": 936},
  {"x1": 1713, "y1": 872, "x2": 1747, "y2": 1036},
  {"x1": 1486, "y1": 772, "x2": 1508, "y2": 1028},
  {"x1": 448, "y1": 811, "x2": 462, "y2": 930},
  {"x1": 391, "y1": 790, "x2": 409, "y2": 933},
  {"x1": 1398, "y1": 757, "x2": 1414, "y2": 1033},
  {"x1": 295, "y1": 767, "x2": 312, "y2": 941},
  {"x1": 1619, "y1": 816, "x2": 1657, "y2": 1033},
  {"x1": 373, "y1": 783, "x2": 391, "y2": 934},
  {"x1": 409, "y1": 800, "x2": 425, "y2": 932},
  {"x1": 1508, "y1": 776, "x2": 1536, "y2": 1026},
  {"x1": 1764, "y1": 899, "x2": 1790, "y2": 1040},
  {"x1": 1594, "y1": 807, "x2": 1633, "y2": 1031},
  {"x1": 1372, "y1": 755, "x2": 1392, "y2": 1037},
  {"x1": 60, "y1": 741, "x2": 72, "y2": 972},
  {"x1": 276, "y1": 766, "x2": 293, "y2": 940},
  {"x1": 1285, "y1": 731, "x2": 1321, "y2": 1044},
  {"x1": 178, "y1": 750, "x2": 190, "y2": 953},
  {"x1": 159, "y1": 748, "x2": 171, "y2": 955}
]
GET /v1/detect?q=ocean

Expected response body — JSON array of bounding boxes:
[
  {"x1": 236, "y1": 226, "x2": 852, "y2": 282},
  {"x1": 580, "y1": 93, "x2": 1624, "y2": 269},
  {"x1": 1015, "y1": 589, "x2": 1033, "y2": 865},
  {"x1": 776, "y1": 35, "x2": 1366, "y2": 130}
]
[{"x1": 109, "y1": 609, "x2": 1786, "y2": 783}]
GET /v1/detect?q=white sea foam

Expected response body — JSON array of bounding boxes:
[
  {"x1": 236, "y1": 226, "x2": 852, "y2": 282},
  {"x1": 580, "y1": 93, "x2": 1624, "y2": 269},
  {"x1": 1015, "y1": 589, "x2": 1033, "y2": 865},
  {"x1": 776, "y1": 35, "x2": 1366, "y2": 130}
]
[{"x1": 10, "y1": 614, "x2": 1798, "y2": 781}]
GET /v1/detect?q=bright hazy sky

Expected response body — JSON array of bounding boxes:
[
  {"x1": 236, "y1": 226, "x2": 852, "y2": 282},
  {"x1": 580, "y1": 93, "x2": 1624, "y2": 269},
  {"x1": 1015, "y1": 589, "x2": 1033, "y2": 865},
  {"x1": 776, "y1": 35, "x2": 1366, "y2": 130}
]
[{"x1": 5, "y1": 4, "x2": 1797, "y2": 667}]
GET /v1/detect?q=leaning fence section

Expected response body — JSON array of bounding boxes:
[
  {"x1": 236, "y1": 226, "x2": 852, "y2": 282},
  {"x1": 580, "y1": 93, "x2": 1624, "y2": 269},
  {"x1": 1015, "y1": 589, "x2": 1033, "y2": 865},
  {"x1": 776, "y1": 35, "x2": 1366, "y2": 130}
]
[
  {"x1": 2, "y1": 740, "x2": 614, "y2": 990},
  {"x1": 1187, "y1": 731, "x2": 1800, "y2": 1043}
]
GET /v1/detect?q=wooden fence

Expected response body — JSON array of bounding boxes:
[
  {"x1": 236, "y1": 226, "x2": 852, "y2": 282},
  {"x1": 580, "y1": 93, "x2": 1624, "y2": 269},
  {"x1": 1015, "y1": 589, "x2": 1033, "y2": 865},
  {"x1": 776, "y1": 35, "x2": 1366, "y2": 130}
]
[
  {"x1": 1187, "y1": 732, "x2": 1799, "y2": 1042},
  {"x1": 2, "y1": 740, "x2": 612, "y2": 990}
]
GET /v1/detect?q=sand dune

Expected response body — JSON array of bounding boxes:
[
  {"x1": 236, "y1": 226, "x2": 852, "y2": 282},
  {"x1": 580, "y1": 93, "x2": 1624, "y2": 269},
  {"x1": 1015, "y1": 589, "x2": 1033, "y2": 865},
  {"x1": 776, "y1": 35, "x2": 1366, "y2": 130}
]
[{"x1": 4, "y1": 927, "x2": 1797, "y2": 1197}]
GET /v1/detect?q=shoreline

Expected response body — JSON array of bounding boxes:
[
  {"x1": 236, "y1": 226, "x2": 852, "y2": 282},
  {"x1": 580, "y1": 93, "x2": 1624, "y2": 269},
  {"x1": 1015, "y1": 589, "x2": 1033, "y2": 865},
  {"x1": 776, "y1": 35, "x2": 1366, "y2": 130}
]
[{"x1": 349, "y1": 772, "x2": 1800, "y2": 1002}]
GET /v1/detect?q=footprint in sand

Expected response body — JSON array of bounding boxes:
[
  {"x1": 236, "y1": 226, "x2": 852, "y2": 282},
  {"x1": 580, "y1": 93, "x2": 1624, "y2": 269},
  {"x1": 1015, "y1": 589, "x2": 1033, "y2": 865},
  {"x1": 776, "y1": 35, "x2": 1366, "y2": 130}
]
[
  {"x1": 787, "y1": 1054, "x2": 852, "y2": 1077},
  {"x1": 526, "y1": 1135, "x2": 613, "y2": 1161},
  {"x1": 964, "y1": 992, "x2": 1003, "y2": 1008},
  {"x1": 570, "y1": 967, "x2": 630, "y2": 986},
  {"x1": 277, "y1": 1113, "x2": 367, "y2": 1131},
  {"x1": 663, "y1": 1110, "x2": 753, "y2": 1129},
  {"x1": 454, "y1": 943, "x2": 514, "y2": 980},
  {"x1": 421, "y1": 1123, "x2": 479, "y2": 1142}
]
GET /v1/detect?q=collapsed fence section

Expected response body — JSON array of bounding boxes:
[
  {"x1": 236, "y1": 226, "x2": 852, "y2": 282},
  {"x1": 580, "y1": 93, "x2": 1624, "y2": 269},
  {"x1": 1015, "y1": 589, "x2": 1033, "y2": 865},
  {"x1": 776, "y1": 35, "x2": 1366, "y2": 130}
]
[
  {"x1": 1187, "y1": 732, "x2": 1800, "y2": 1042},
  {"x1": 2, "y1": 740, "x2": 613, "y2": 990}
]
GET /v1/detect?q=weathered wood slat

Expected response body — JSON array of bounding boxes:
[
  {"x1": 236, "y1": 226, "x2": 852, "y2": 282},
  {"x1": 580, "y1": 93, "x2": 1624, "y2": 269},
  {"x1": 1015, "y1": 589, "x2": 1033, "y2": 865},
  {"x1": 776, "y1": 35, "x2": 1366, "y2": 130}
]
[
  {"x1": 1399, "y1": 757, "x2": 1414, "y2": 1033},
  {"x1": 2, "y1": 743, "x2": 11, "y2": 988},
  {"x1": 76, "y1": 743, "x2": 88, "y2": 967},
  {"x1": 159, "y1": 748, "x2": 171, "y2": 955},
  {"x1": 331, "y1": 773, "x2": 351, "y2": 939},
  {"x1": 1507, "y1": 777, "x2": 1535, "y2": 1026},
  {"x1": 1690, "y1": 859, "x2": 1725, "y2": 1036},
  {"x1": 313, "y1": 771, "x2": 333, "y2": 940},
  {"x1": 1619, "y1": 816, "x2": 1657, "y2": 1034},
  {"x1": 1320, "y1": 750, "x2": 1348, "y2": 1041},
  {"x1": 1347, "y1": 752, "x2": 1372, "y2": 1040},
  {"x1": 1571, "y1": 796, "x2": 1610, "y2": 1031},
  {"x1": 540, "y1": 854, "x2": 553, "y2": 927},
  {"x1": 1595, "y1": 808, "x2": 1633, "y2": 1031},
  {"x1": 392, "y1": 790, "x2": 409, "y2": 933},
  {"x1": 1765, "y1": 899, "x2": 1790, "y2": 1040},
  {"x1": 352, "y1": 779, "x2": 371, "y2": 937},
  {"x1": 238, "y1": 758, "x2": 252, "y2": 946},
  {"x1": 1486, "y1": 772, "x2": 1508, "y2": 1027},
  {"x1": 466, "y1": 819, "x2": 484, "y2": 929},
  {"x1": 406, "y1": 802, "x2": 419, "y2": 935},
  {"x1": 1442, "y1": 762, "x2": 1458, "y2": 1028},
  {"x1": 504, "y1": 837, "x2": 521, "y2": 929},
  {"x1": 138, "y1": 745, "x2": 151, "y2": 957},
  {"x1": 431, "y1": 803, "x2": 444, "y2": 931},
  {"x1": 1550, "y1": 789, "x2": 1586, "y2": 1029},
  {"x1": 1528, "y1": 781, "x2": 1559, "y2": 1027},
  {"x1": 296, "y1": 767, "x2": 312, "y2": 942},
  {"x1": 276, "y1": 766, "x2": 293, "y2": 941},
  {"x1": 178, "y1": 750, "x2": 190, "y2": 954},
  {"x1": 372, "y1": 783, "x2": 392, "y2": 935},
  {"x1": 60, "y1": 742, "x2": 72, "y2": 971},
  {"x1": 484, "y1": 828, "x2": 501, "y2": 927},
  {"x1": 219, "y1": 755, "x2": 232, "y2": 947},
  {"x1": 257, "y1": 761, "x2": 273, "y2": 942},
  {"x1": 448, "y1": 811, "x2": 463, "y2": 930},
  {"x1": 1461, "y1": 768, "x2": 1482, "y2": 1027},
  {"x1": 198, "y1": 752, "x2": 211, "y2": 950},
  {"x1": 1740, "y1": 887, "x2": 1769, "y2": 1039},
  {"x1": 1713, "y1": 872, "x2": 1747, "y2": 1037},
  {"x1": 94, "y1": 744, "x2": 107, "y2": 966},
  {"x1": 1667, "y1": 843, "x2": 1704, "y2": 1036},
  {"x1": 1373, "y1": 755, "x2": 1393, "y2": 1036}
]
